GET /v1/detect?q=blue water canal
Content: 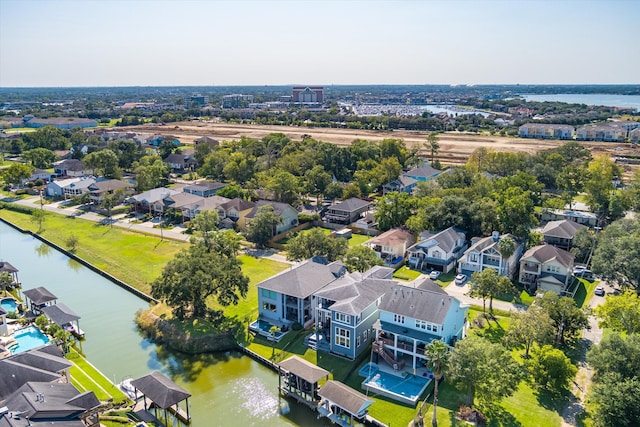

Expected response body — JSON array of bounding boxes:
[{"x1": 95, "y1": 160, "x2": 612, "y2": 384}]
[{"x1": 0, "y1": 220, "x2": 331, "y2": 426}]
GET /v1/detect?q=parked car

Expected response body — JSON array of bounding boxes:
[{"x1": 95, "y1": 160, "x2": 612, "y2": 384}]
[
  {"x1": 575, "y1": 269, "x2": 594, "y2": 279},
  {"x1": 429, "y1": 270, "x2": 441, "y2": 280},
  {"x1": 573, "y1": 265, "x2": 587, "y2": 275},
  {"x1": 594, "y1": 286, "x2": 605, "y2": 296},
  {"x1": 454, "y1": 274, "x2": 467, "y2": 285}
]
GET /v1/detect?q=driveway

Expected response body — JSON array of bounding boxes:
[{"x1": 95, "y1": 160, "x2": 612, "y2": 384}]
[{"x1": 443, "y1": 280, "x2": 526, "y2": 313}]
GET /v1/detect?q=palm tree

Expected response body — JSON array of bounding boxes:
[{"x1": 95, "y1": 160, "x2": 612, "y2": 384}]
[
  {"x1": 497, "y1": 236, "x2": 516, "y2": 278},
  {"x1": 424, "y1": 340, "x2": 449, "y2": 427},
  {"x1": 425, "y1": 132, "x2": 440, "y2": 164}
]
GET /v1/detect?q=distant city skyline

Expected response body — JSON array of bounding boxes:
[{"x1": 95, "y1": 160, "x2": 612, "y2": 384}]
[{"x1": 1, "y1": 0, "x2": 639, "y2": 88}]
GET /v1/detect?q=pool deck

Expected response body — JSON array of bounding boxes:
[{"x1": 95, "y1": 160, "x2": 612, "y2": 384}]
[{"x1": 360, "y1": 362, "x2": 432, "y2": 405}]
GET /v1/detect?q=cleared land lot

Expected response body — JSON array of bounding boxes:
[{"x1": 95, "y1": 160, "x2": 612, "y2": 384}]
[{"x1": 124, "y1": 121, "x2": 640, "y2": 173}]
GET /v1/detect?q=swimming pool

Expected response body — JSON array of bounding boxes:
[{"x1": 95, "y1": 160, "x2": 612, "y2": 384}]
[
  {"x1": 9, "y1": 325, "x2": 50, "y2": 354},
  {"x1": 0, "y1": 297, "x2": 18, "y2": 313},
  {"x1": 360, "y1": 363, "x2": 430, "y2": 405}
]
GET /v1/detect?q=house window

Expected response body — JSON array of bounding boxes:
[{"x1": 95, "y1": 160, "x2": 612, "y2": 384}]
[
  {"x1": 363, "y1": 329, "x2": 368, "y2": 341},
  {"x1": 262, "y1": 302, "x2": 276, "y2": 313},
  {"x1": 356, "y1": 335, "x2": 361, "y2": 347},
  {"x1": 433, "y1": 250, "x2": 441, "y2": 259},
  {"x1": 394, "y1": 314, "x2": 405, "y2": 324},
  {"x1": 546, "y1": 265, "x2": 559, "y2": 273},
  {"x1": 416, "y1": 320, "x2": 427, "y2": 330},
  {"x1": 261, "y1": 289, "x2": 277, "y2": 300},
  {"x1": 335, "y1": 328, "x2": 350, "y2": 348},
  {"x1": 469, "y1": 253, "x2": 478, "y2": 262},
  {"x1": 335, "y1": 312, "x2": 351, "y2": 324}
]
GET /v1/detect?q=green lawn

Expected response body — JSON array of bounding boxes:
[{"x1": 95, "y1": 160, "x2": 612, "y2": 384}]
[
  {"x1": 393, "y1": 265, "x2": 422, "y2": 281},
  {"x1": 572, "y1": 277, "x2": 598, "y2": 308},
  {"x1": 67, "y1": 348, "x2": 129, "y2": 404},
  {"x1": 0, "y1": 209, "x2": 185, "y2": 293}
]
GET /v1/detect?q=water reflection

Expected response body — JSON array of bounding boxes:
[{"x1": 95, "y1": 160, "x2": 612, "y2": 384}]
[
  {"x1": 67, "y1": 258, "x2": 82, "y2": 271},
  {"x1": 35, "y1": 242, "x2": 52, "y2": 257}
]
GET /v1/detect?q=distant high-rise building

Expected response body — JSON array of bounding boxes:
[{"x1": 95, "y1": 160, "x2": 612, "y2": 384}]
[
  {"x1": 292, "y1": 86, "x2": 324, "y2": 103},
  {"x1": 188, "y1": 95, "x2": 208, "y2": 107},
  {"x1": 221, "y1": 94, "x2": 254, "y2": 108}
]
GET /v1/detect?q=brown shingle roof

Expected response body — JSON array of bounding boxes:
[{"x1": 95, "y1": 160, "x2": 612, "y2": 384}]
[{"x1": 278, "y1": 356, "x2": 329, "y2": 384}]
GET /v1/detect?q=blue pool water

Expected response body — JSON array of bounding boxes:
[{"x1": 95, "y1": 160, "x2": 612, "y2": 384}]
[
  {"x1": 360, "y1": 363, "x2": 429, "y2": 402},
  {"x1": 0, "y1": 297, "x2": 17, "y2": 313},
  {"x1": 250, "y1": 319, "x2": 285, "y2": 338},
  {"x1": 9, "y1": 325, "x2": 50, "y2": 354}
]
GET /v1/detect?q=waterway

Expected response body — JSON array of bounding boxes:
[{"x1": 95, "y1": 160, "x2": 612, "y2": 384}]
[
  {"x1": 0, "y1": 221, "x2": 331, "y2": 427},
  {"x1": 521, "y1": 94, "x2": 640, "y2": 111}
]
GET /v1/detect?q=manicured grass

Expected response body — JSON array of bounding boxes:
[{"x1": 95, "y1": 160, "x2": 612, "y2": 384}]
[
  {"x1": 347, "y1": 233, "x2": 371, "y2": 248},
  {"x1": 67, "y1": 348, "x2": 128, "y2": 404},
  {"x1": 573, "y1": 277, "x2": 597, "y2": 308},
  {"x1": 0, "y1": 209, "x2": 185, "y2": 293},
  {"x1": 393, "y1": 265, "x2": 422, "y2": 281}
]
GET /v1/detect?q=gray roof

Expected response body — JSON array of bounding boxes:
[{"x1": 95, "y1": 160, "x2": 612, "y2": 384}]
[
  {"x1": 318, "y1": 380, "x2": 373, "y2": 417},
  {"x1": 541, "y1": 220, "x2": 586, "y2": 239},
  {"x1": 220, "y1": 197, "x2": 255, "y2": 212},
  {"x1": 0, "y1": 261, "x2": 18, "y2": 273},
  {"x1": 415, "y1": 277, "x2": 447, "y2": 294},
  {"x1": 278, "y1": 356, "x2": 329, "y2": 384},
  {"x1": 163, "y1": 192, "x2": 203, "y2": 208},
  {"x1": 41, "y1": 303, "x2": 80, "y2": 326},
  {"x1": 404, "y1": 165, "x2": 440, "y2": 179},
  {"x1": 130, "y1": 187, "x2": 179, "y2": 204},
  {"x1": 0, "y1": 345, "x2": 70, "y2": 401},
  {"x1": 23, "y1": 287, "x2": 57, "y2": 305},
  {"x1": 329, "y1": 198, "x2": 371, "y2": 213},
  {"x1": 257, "y1": 259, "x2": 338, "y2": 299},
  {"x1": 463, "y1": 233, "x2": 518, "y2": 257},
  {"x1": 522, "y1": 245, "x2": 574, "y2": 268},
  {"x1": 55, "y1": 159, "x2": 85, "y2": 172},
  {"x1": 130, "y1": 371, "x2": 191, "y2": 409},
  {"x1": 1, "y1": 381, "x2": 99, "y2": 423},
  {"x1": 88, "y1": 179, "x2": 132, "y2": 193},
  {"x1": 314, "y1": 274, "x2": 390, "y2": 316},
  {"x1": 410, "y1": 227, "x2": 465, "y2": 254},
  {"x1": 183, "y1": 181, "x2": 226, "y2": 192},
  {"x1": 362, "y1": 265, "x2": 394, "y2": 280},
  {"x1": 380, "y1": 284, "x2": 458, "y2": 324}
]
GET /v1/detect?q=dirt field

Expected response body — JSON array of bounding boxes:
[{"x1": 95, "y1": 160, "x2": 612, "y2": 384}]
[{"x1": 124, "y1": 121, "x2": 639, "y2": 177}]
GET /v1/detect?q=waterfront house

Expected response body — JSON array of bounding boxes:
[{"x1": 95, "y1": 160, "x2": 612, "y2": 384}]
[
  {"x1": 457, "y1": 232, "x2": 523, "y2": 280},
  {"x1": 519, "y1": 245, "x2": 574, "y2": 294},
  {"x1": 373, "y1": 280, "x2": 468, "y2": 373},
  {"x1": 324, "y1": 198, "x2": 371, "y2": 225},
  {"x1": 53, "y1": 159, "x2": 89, "y2": 177},
  {"x1": 407, "y1": 227, "x2": 467, "y2": 273},
  {"x1": 0, "y1": 261, "x2": 20, "y2": 286},
  {"x1": 312, "y1": 271, "x2": 390, "y2": 360},
  {"x1": 518, "y1": 123, "x2": 575, "y2": 140},
  {"x1": 130, "y1": 371, "x2": 192, "y2": 425},
  {"x1": 365, "y1": 228, "x2": 415, "y2": 266},
  {"x1": 244, "y1": 200, "x2": 299, "y2": 235},
  {"x1": 87, "y1": 179, "x2": 134, "y2": 205},
  {"x1": 541, "y1": 220, "x2": 587, "y2": 250},
  {"x1": 317, "y1": 380, "x2": 374, "y2": 427},
  {"x1": 46, "y1": 177, "x2": 96, "y2": 199},
  {"x1": 255, "y1": 258, "x2": 345, "y2": 329},
  {"x1": 183, "y1": 181, "x2": 227, "y2": 198}
]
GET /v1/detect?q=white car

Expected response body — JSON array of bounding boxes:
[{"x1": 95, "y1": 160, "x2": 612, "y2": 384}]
[
  {"x1": 429, "y1": 270, "x2": 441, "y2": 280},
  {"x1": 454, "y1": 274, "x2": 467, "y2": 285},
  {"x1": 594, "y1": 286, "x2": 605, "y2": 296}
]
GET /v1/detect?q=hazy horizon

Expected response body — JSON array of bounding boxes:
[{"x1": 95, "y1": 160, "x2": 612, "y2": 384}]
[{"x1": 1, "y1": 0, "x2": 639, "y2": 88}]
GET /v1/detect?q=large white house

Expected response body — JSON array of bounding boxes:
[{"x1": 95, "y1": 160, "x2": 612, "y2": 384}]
[
  {"x1": 519, "y1": 245, "x2": 574, "y2": 294},
  {"x1": 406, "y1": 227, "x2": 467, "y2": 273}
]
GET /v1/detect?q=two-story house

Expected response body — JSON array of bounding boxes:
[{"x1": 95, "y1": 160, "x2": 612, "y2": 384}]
[
  {"x1": 217, "y1": 198, "x2": 256, "y2": 223},
  {"x1": 519, "y1": 245, "x2": 574, "y2": 294},
  {"x1": 254, "y1": 258, "x2": 346, "y2": 332},
  {"x1": 540, "y1": 220, "x2": 587, "y2": 250},
  {"x1": 324, "y1": 198, "x2": 372, "y2": 225},
  {"x1": 128, "y1": 188, "x2": 180, "y2": 214},
  {"x1": 244, "y1": 200, "x2": 299, "y2": 235},
  {"x1": 163, "y1": 151, "x2": 197, "y2": 172},
  {"x1": 458, "y1": 232, "x2": 523, "y2": 280},
  {"x1": 373, "y1": 280, "x2": 468, "y2": 373},
  {"x1": 365, "y1": 228, "x2": 415, "y2": 266},
  {"x1": 46, "y1": 177, "x2": 96, "y2": 199},
  {"x1": 183, "y1": 181, "x2": 227, "y2": 198},
  {"x1": 53, "y1": 159, "x2": 90, "y2": 177},
  {"x1": 407, "y1": 227, "x2": 467, "y2": 273},
  {"x1": 87, "y1": 179, "x2": 134, "y2": 205},
  {"x1": 312, "y1": 272, "x2": 390, "y2": 360}
]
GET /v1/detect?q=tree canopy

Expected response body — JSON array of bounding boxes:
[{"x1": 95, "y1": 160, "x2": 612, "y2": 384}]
[
  {"x1": 286, "y1": 228, "x2": 348, "y2": 262},
  {"x1": 591, "y1": 218, "x2": 640, "y2": 290},
  {"x1": 594, "y1": 291, "x2": 640, "y2": 335}
]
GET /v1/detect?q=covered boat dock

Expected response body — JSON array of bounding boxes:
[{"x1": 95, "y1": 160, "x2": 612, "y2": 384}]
[
  {"x1": 278, "y1": 355, "x2": 329, "y2": 409},
  {"x1": 22, "y1": 286, "x2": 58, "y2": 315},
  {"x1": 317, "y1": 380, "x2": 374, "y2": 426},
  {"x1": 131, "y1": 371, "x2": 192, "y2": 426},
  {"x1": 41, "y1": 302, "x2": 84, "y2": 338}
]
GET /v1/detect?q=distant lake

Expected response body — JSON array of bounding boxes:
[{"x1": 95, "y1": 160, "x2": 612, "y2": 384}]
[{"x1": 521, "y1": 94, "x2": 640, "y2": 111}]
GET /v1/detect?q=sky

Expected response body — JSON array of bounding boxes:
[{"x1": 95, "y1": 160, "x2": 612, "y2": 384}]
[{"x1": 1, "y1": 0, "x2": 639, "y2": 87}]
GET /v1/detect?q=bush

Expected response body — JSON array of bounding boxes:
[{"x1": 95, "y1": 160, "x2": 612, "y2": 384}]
[
  {"x1": 0, "y1": 201, "x2": 34, "y2": 214},
  {"x1": 298, "y1": 213, "x2": 320, "y2": 223}
]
